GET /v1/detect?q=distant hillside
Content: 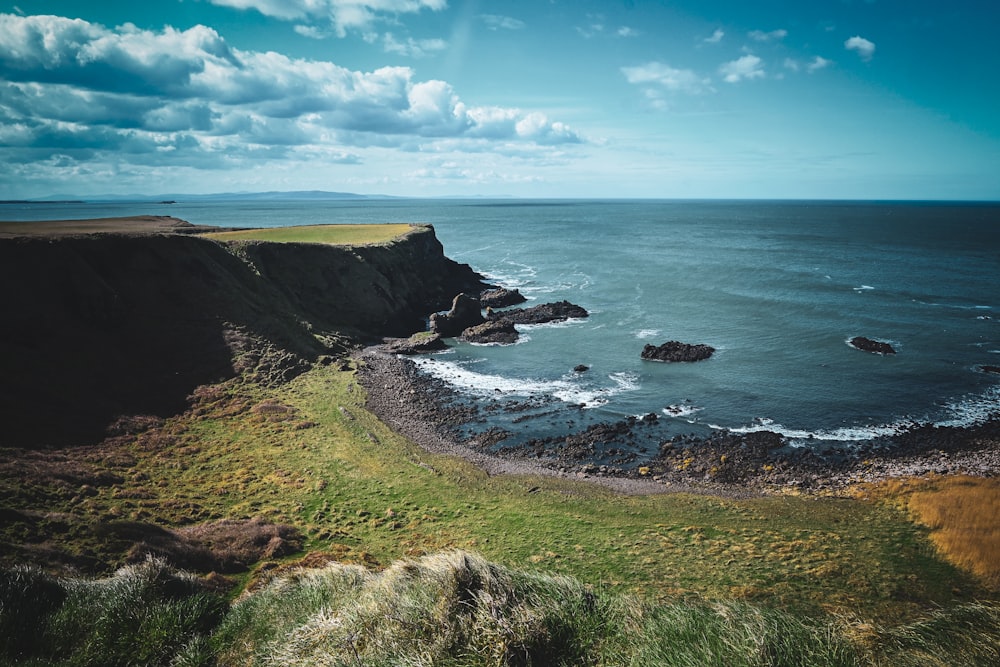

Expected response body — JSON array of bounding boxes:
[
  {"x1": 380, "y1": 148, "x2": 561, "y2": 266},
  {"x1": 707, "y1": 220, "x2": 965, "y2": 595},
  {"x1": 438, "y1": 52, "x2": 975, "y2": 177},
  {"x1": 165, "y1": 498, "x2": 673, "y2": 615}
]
[{"x1": 22, "y1": 190, "x2": 398, "y2": 203}]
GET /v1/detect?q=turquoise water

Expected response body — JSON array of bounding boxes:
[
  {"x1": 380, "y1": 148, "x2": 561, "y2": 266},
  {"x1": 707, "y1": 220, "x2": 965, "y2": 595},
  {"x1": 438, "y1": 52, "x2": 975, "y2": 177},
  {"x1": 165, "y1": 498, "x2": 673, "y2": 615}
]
[{"x1": 5, "y1": 199, "x2": 999, "y2": 450}]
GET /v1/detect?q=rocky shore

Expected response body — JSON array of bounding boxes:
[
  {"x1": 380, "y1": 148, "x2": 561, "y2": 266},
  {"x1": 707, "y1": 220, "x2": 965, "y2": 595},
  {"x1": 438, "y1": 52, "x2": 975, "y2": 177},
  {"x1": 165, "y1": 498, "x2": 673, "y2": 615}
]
[{"x1": 357, "y1": 347, "x2": 1000, "y2": 497}]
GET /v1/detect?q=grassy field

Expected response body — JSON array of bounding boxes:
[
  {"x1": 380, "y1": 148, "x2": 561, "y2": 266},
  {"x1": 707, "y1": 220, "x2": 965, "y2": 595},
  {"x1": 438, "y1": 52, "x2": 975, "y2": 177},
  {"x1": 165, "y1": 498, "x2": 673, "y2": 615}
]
[
  {"x1": 2, "y1": 360, "x2": 999, "y2": 663},
  {"x1": 202, "y1": 223, "x2": 414, "y2": 245},
  {"x1": 8, "y1": 361, "x2": 984, "y2": 620}
]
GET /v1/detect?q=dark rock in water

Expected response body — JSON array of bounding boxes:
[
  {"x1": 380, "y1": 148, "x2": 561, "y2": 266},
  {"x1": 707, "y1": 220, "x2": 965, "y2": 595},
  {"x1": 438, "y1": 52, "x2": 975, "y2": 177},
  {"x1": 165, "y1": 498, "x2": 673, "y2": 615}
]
[
  {"x1": 980, "y1": 365, "x2": 1000, "y2": 374},
  {"x1": 641, "y1": 341, "x2": 715, "y2": 362},
  {"x1": 430, "y1": 293, "x2": 485, "y2": 337},
  {"x1": 492, "y1": 300, "x2": 588, "y2": 325},
  {"x1": 480, "y1": 287, "x2": 527, "y2": 308},
  {"x1": 850, "y1": 336, "x2": 896, "y2": 355},
  {"x1": 573, "y1": 364, "x2": 589, "y2": 373},
  {"x1": 461, "y1": 319, "x2": 519, "y2": 345},
  {"x1": 384, "y1": 332, "x2": 449, "y2": 355}
]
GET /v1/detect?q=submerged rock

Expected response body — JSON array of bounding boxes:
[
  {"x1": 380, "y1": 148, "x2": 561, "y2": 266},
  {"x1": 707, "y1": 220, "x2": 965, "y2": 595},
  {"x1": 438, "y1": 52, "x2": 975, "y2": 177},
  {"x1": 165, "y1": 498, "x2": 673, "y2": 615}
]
[
  {"x1": 641, "y1": 341, "x2": 715, "y2": 363},
  {"x1": 849, "y1": 336, "x2": 896, "y2": 355}
]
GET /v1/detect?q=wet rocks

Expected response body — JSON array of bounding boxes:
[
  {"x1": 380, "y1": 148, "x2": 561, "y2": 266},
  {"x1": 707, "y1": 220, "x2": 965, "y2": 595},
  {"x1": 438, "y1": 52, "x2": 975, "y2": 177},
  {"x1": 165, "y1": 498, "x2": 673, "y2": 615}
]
[
  {"x1": 479, "y1": 287, "x2": 527, "y2": 308},
  {"x1": 490, "y1": 300, "x2": 588, "y2": 325},
  {"x1": 641, "y1": 341, "x2": 715, "y2": 363},
  {"x1": 430, "y1": 293, "x2": 485, "y2": 337},
  {"x1": 849, "y1": 336, "x2": 896, "y2": 355},
  {"x1": 980, "y1": 365, "x2": 1000, "y2": 374},
  {"x1": 383, "y1": 332, "x2": 449, "y2": 355},
  {"x1": 461, "y1": 319, "x2": 519, "y2": 345}
]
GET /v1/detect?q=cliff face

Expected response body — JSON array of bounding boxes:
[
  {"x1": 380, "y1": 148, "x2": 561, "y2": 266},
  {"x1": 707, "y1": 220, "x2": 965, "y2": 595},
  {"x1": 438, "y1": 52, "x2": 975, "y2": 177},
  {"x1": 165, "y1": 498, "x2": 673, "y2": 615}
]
[{"x1": 0, "y1": 225, "x2": 485, "y2": 448}]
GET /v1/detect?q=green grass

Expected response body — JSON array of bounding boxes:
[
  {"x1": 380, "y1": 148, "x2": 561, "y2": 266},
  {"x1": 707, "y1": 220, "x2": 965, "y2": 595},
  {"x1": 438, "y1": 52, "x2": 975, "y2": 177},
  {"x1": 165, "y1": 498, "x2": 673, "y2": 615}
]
[
  {"x1": 202, "y1": 223, "x2": 415, "y2": 245},
  {"x1": 5, "y1": 552, "x2": 997, "y2": 666},
  {"x1": 56, "y1": 362, "x2": 981, "y2": 622}
]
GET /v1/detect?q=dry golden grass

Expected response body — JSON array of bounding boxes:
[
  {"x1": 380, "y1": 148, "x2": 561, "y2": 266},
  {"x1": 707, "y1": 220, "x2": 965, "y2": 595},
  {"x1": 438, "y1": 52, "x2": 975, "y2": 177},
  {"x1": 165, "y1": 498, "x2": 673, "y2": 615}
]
[
  {"x1": 906, "y1": 476, "x2": 1000, "y2": 589},
  {"x1": 857, "y1": 475, "x2": 1000, "y2": 589}
]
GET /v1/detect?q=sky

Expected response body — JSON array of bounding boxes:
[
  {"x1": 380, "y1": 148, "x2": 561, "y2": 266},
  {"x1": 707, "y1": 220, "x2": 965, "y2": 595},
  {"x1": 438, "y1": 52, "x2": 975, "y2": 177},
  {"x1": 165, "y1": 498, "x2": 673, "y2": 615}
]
[{"x1": 1, "y1": 1, "x2": 998, "y2": 200}]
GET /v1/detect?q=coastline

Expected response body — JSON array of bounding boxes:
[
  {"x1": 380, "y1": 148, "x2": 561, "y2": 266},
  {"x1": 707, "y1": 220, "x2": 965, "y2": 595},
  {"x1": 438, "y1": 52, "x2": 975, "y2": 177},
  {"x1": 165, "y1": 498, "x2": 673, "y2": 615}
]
[{"x1": 357, "y1": 346, "x2": 1000, "y2": 497}]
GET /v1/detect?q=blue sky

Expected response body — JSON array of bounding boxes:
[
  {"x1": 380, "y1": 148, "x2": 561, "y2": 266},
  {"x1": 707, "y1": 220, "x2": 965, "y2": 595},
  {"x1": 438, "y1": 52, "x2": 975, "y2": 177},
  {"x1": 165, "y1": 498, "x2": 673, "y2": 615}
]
[{"x1": 1, "y1": 1, "x2": 997, "y2": 199}]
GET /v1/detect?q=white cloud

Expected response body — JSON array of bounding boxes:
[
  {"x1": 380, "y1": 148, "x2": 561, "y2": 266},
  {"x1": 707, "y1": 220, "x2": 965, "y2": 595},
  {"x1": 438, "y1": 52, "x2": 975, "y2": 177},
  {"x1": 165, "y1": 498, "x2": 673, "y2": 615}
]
[
  {"x1": 719, "y1": 55, "x2": 765, "y2": 83},
  {"x1": 845, "y1": 35, "x2": 875, "y2": 61},
  {"x1": 382, "y1": 32, "x2": 447, "y2": 57},
  {"x1": 617, "y1": 26, "x2": 639, "y2": 38},
  {"x1": 704, "y1": 28, "x2": 724, "y2": 44},
  {"x1": 0, "y1": 12, "x2": 582, "y2": 174},
  {"x1": 807, "y1": 56, "x2": 832, "y2": 73},
  {"x1": 208, "y1": 0, "x2": 447, "y2": 38},
  {"x1": 480, "y1": 14, "x2": 524, "y2": 31},
  {"x1": 294, "y1": 25, "x2": 329, "y2": 39},
  {"x1": 784, "y1": 58, "x2": 800, "y2": 72},
  {"x1": 749, "y1": 29, "x2": 787, "y2": 42},
  {"x1": 621, "y1": 62, "x2": 711, "y2": 94}
]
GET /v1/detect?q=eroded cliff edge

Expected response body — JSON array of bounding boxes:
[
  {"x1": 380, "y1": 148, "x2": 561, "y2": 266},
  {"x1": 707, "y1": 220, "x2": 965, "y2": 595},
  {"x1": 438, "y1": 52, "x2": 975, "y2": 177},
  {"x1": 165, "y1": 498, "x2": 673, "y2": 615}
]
[{"x1": 0, "y1": 222, "x2": 486, "y2": 447}]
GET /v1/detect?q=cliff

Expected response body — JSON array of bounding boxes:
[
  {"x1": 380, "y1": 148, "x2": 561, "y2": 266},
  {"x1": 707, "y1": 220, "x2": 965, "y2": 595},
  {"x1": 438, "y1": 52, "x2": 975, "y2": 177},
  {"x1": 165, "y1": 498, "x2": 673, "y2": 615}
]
[{"x1": 0, "y1": 222, "x2": 486, "y2": 448}]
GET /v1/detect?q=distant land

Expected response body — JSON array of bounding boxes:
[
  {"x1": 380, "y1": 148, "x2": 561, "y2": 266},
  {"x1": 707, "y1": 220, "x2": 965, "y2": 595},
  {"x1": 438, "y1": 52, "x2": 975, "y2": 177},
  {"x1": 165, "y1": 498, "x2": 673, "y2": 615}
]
[{"x1": 0, "y1": 190, "x2": 399, "y2": 204}]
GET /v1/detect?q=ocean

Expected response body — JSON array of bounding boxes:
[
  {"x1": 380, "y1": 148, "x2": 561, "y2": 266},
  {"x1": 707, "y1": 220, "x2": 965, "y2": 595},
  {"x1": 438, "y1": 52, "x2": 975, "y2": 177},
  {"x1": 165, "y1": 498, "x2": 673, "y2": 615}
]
[{"x1": 5, "y1": 199, "x2": 999, "y2": 457}]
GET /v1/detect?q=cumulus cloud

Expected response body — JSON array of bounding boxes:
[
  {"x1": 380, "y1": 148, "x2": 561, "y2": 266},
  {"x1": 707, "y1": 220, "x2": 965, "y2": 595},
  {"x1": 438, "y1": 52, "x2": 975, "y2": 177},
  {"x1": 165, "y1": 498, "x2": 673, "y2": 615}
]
[
  {"x1": 749, "y1": 29, "x2": 787, "y2": 42},
  {"x1": 719, "y1": 55, "x2": 765, "y2": 83},
  {"x1": 209, "y1": 0, "x2": 446, "y2": 37},
  {"x1": 845, "y1": 35, "x2": 875, "y2": 61},
  {"x1": 807, "y1": 56, "x2": 833, "y2": 73},
  {"x1": 0, "y1": 13, "x2": 581, "y2": 173},
  {"x1": 704, "y1": 28, "x2": 724, "y2": 44},
  {"x1": 621, "y1": 62, "x2": 711, "y2": 94},
  {"x1": 616, "y1": 26, "x2": 639, "y2": 38}
]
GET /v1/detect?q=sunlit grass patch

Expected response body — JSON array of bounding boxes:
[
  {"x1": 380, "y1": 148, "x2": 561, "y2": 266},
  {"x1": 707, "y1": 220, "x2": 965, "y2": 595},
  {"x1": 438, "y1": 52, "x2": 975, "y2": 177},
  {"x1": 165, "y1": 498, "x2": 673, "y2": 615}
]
[{"x1": 202, "y1": 223, "x2": 414, "y2": 245}]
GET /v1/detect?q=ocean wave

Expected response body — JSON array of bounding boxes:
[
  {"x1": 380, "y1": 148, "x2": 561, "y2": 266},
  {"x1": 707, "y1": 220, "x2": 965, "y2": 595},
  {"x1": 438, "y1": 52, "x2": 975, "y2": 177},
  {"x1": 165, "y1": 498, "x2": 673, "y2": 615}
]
[
  {"x1": 662, "y1": 403, "x2": 701, "y2": 420},
  {"x1": 853, "y1": 285, "x2": 875, "y2": 292},
  {"x1": 709, "y1": 384, "x2": 1000, "y2": 443},
  {"x1": 410, "y1": 357, "x2": 638, "y2": 409},
  {"x1": 636, "y1": 329, "x2": 661, "y2": 340}
]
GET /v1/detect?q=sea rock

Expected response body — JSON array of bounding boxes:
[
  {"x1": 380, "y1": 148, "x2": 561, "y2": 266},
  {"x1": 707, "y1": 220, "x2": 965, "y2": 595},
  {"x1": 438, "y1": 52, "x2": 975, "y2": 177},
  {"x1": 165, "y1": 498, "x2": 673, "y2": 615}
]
[
  {"x1": 573, "y1": 364, "x2": 589, "y2": 373},
  {"x1": 491, "y1": 300, "x2": 588, "y2": 325},
  {"x1": 980, "y1": 365, "x2": 1000, "y2": 375},
  {"x1": 480, "y1": 287, "x2": 527, "y2": 308},
  {"x1": 429, "y1": 293, "x2": 485, "y2": 337},
  {"x1": 850, "y1": 336, "x2": 896, "y2": 355},
  {"x1": 641, "y1": 341, "x2": 715, "y2": 363},
  {"x1": 461, "y1": 320, "x2": 519, "y2": 345},
  {"x1": 383, "y1": 332, "x2": 449, "y2": 355}
]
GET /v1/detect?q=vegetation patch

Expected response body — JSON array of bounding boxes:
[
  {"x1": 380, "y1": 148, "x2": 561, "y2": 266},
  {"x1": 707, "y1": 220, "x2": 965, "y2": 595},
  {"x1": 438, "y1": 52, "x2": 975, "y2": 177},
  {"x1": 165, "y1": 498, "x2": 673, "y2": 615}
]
[{"x1": 202, "y1": 223, "x2": 414, "y2": 245}]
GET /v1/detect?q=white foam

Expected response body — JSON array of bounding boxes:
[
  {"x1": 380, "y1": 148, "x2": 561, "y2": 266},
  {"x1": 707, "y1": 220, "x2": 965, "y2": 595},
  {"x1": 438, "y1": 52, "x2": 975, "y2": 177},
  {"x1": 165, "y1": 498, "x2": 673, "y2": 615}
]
[
  {"x1": 410, "y1": 357, "x2": 639, "y2": 409},
  {"x1": 662, "y1": 403, "x2": 702, "y2": 419},
  {"x1": 636, "y1": 329, "x2": 661, "y2": 340},
  {"x1": 853, "y1": 285, "x2": 875, "y2": 292}
]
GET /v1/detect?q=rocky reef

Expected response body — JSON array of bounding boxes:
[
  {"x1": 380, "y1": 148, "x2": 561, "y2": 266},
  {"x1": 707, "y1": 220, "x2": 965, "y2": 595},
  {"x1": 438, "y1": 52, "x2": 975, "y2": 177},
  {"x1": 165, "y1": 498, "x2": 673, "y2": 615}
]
[{"x1": 641, "y1": 341, "x2": 715, "y2": 363}]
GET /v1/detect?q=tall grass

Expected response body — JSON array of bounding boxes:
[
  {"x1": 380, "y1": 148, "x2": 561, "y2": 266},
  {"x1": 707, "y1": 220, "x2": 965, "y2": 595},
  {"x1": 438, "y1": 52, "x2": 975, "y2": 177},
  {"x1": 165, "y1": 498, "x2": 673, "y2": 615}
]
[
  {"x1": 904, "y1": 476, "x2": 1000, "y2": 588},
  {"x1": 4, "y1": 550, "x2": 998, "y2": 666},
  {"x1": 0, "y1": 558, "x2": 225, "y2": 667}
]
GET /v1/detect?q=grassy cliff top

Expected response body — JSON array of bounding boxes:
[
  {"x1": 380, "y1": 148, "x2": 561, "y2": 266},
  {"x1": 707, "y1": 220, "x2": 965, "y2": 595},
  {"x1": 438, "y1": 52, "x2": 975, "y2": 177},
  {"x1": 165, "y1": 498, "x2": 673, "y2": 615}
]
[{"x1": 202, "y1": 223, "x2": 416, "y2": 245}]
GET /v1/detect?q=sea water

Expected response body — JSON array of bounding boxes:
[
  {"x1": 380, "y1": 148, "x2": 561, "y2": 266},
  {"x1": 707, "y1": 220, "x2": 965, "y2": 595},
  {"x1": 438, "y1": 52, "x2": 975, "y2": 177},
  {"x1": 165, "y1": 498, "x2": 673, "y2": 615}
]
[{"x1": 5, "y1": 199, "x2": 999, "y2": 453}]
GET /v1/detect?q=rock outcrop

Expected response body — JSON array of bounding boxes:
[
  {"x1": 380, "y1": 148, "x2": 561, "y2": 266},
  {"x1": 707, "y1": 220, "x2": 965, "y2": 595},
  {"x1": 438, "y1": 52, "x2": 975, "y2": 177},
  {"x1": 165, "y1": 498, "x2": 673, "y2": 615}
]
[
  {"x1": 849, "y1": 336, "x2": 896, "y2": 355},
  {"x1": 0, "y1": 221, "x2": 487, "y2": 448},
  {"x1": 383, "y1": 333, "x2": 449, "y2": 355},
  {"x1": 641, "y1": 341, "x2": 715, "y2": 363},
  {"x1": 430, "y1": 293, "x2": 486, "y2": 337},
  {"x1": 479, "y1": 287, "x2": 526, "y2": 308},
  {"x1": 489, "y1": 300, "x2": 588, "y2": 325},
  {"x1": 461, "y1": 320, "x2": 519, "y2": 345}
]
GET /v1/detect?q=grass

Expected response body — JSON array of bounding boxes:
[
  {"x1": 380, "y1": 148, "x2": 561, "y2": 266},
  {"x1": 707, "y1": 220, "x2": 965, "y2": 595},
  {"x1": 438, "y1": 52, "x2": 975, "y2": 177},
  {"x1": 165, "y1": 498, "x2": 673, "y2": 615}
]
[
  {"x1": 4, "y1": 551, "x2": 998, "y2": 666},
  {"x1": 1, "y1": 362, "x2": 998, "y2": 662},
  {"x1": 202, "y1": 223, "x2": 415, "y2": 245},
  {"x1": 853, "y1": 476, "x2": 1000, "y2": 590}
]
